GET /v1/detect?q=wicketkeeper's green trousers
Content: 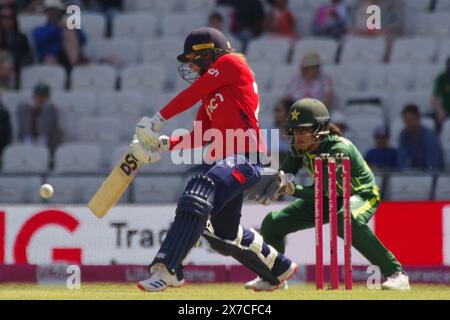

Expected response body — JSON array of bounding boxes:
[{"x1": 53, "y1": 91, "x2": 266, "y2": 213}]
[{"x1": 260, "y1": 194, "x2": 403, "y2": 278}]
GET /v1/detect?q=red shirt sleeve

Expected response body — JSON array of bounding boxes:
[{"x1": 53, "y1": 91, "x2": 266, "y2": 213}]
[
  {"x1": 169, "y1": 105, "x2": 212, "y2": 150},
  {"x1": 159, "y1": 56, "x2": 238, "y2": 120}
]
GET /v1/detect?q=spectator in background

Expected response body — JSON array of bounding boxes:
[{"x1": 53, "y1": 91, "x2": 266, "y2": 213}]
[
  {"x1": 208, "y1": 12, "x2": 225, "y2": 33},
  {"x1": 16, "y1": 82, "x2": 62, "y2": 155},
  {"x1": 33, "y1": 0, "x2": 86, "y2": 72},
  {"x1": 312, "y1": 0, "x2": 350, "y2": 40},
  {"x1": 0, "y1": 100, "x2": 11, "y2": 161},
  {"x1": 365, "y1": 126, "x2": 398, "y2": 170},
  {"x1": 350, "y1": 0, "x2": 404, "y2": 42},
  {"x1": 432, "y1": 56, "x2": 450, "y2": 131},
  {"x1": 398, "y1": 104, "x2": 444, "y2": 171},
  {"x1": 0, "y1": 4, "x2": 33, "y2": 88},
  {"x1": 217, "y1": 0, "x2": 265, "y2": 51},
  {"x1": 0, "y1": 50, "x2": 14, "y2": 91},
  {"x1": 284, "y1": 52, "x2": 334, "y2": 110},
  {"x1": 264, "y1": 0, "x2": 297, "y2": 40}
]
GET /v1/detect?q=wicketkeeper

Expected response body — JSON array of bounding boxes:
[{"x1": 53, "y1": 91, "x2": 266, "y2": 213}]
[{"x1": 246, "y1": 98, "x2": 410, "y2": 291}]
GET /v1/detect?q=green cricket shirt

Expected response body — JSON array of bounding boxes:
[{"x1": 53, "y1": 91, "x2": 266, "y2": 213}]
[{"x1": 280, "y1": 134, "x2": 380, "y2": 200}]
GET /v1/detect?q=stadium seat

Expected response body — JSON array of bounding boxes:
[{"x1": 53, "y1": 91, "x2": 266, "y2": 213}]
[
  {"x1": 52, "y1": 91, "x2": 97, "y2": 141},
  {"x1": 258, "y1": 91, "x2": 286, "y2": 122},
  {"x1": 21, "y1": 65, "x2": 66, "y2": 91},
  {"x1": 248, "y1": 63, "x2": 275, "y2": 92},
  {"x1": 386, "y1": 175, "x2": 433, "y2": 201},
  {"x1": 435, "y1": 175, "x2": 450, "y2": 200},
  {"x1": 123, "y1": 0, "x2": 153, "y2": 11},
  {"x1": 18, "y1": 14, "x2": 46, "y2": 33},
  {"x1": 246, "y1": 37, "x2": 291, "y2": 64},
  {"x1": 182, "y1": 0, "x2": 215, "y2": 12},
  {"x1": 389, "y1": 116, "x2": 435, "y2": 148},
  {"x1": 436, "y1": 40, "x2": 450, "y2": 65},
  {"x1": 343, "y1": 103, "x2": 384, "y2": 122},
  {"x1": 390, "y1": 90, "x2": 433, "y2": 119},
  {"x1": 161, "y1": 14, "x2": 205, "y2": 38},
  {"x1": 96, "y1": 91, "x2": 145, "y2": 116},
  {"x1": 133, "y1": 175, "x2": 184, "y2": 203},
  {"x1": 293, "y1": 9, "x2": 315, "y2": 37},
  {"x1": 289, "y1": 0, "x2": 329, "y2": 10},
  {"x1": 53, "y1": 91, "x2": 96, "y2": 115},
  {"x1": 2, "y1": 144, "x2": 49, "y2": 174},
  {"x1": 339, "y1": 89, "x2": 389, "y2": 119},
  {"x1": 77, "y1": 116, "x2": 123, "y2": 143},
  {"x1": 121, "y1": 64, "x2": 166, "y2": 93},
  {"x1": 346, "y1": 116, "x2": 384, "y2": 154},
  {"x1": 366, "y1": 64, "x2": 413, "y2": 92},
  {"x1": 413, "y1": 64, "x2": 441, "y2": 91},
  {"x1": 404, "y1": 0, "x2": 432, "y2": 11},
  {"x1": 71, "y1": 64, "x2": 117, "y2": 90},
  {"x1": 271, "y1": 65, "x2": 299, "y2": 92},
  {"x1": 291, "y1": 38, "x2": 338, "y2": 65},
  {"x1": 415, "y1": 12, "x2": 450, "y2": 38},
  {"x1": 80, "y1": 13, "x2": 106, "y2": 39},
  {"x1": 436, "y1": 0, "x2": 450, "y2": 10},
  {"x1": 323, "y1": 63, "x2": 365, "y2": 92},
  {"x1": 88, "y1": 38, "x2": 139, "y2": 66},
  {"x1": 429, "y1": 13, "x2": 450, "y2": 38},
  {"x1": 46, "y1": 176, "x2": 118, "y2": 204},
  {"x1": 140, "y1": 38, "x2": 183, "y2": 64},
  {"x1": 112, "y1": 13, "x2": 158, "y2": 38},
  {"x1": 374, "y1": 174, "x2": 384, "y2": 196},
  {"x1": 53, "y1": 143, "x2": 102, "y2": 173},
  {"x1": 153, "y1": 0, "x2": 181, "y2": 12},
  {"x1": 0, "y1": 176, "x2": 42, "y2": 203},
  {"x1": 390, "y1": 37, "x2": 436, "y2": 63},
  {"x1": 340, "y1": 37, "x2": 386, "y2": 64},
  {"x1": 172, "y1": 76, "x2": 192, "y2": 92},
  {"x1": 441, "y1": 120, "x2": 450, "y2": 169}
]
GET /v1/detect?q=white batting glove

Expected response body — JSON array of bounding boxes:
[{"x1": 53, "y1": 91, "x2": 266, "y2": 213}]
[
  {"x1": 159, "y1": 135, "x2": 170, "y2": 151},
  {"x1": 135, "y1": 113, "x2": 165, "y2": 149},
  {"x1": 129, "y1": 135, "x2": 161, "y2": 164}
]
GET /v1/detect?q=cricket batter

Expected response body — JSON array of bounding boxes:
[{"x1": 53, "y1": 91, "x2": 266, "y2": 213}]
[
  {"x1": 246, "y1": 98, "x2": 411, "y2": 291},
  {"x1": 130, "y1": 27, "x2": 297, "y2": 292}
]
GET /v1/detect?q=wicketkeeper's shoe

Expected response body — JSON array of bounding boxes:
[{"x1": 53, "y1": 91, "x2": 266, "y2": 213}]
[
  {"x1": 137, "y1": 263, "x2": 185, "y2": 292},
  {"x1": 244, "y1": 277, "x2": 288, "y2": 290},
  {"x1": 381, "y1": 271, "x2": 411, "y2": 291},
  {"x1": 251, "y1": 262, "x2": 298, "y2": 292}
]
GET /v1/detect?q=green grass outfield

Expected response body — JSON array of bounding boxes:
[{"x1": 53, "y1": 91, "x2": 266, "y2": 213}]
[{"x1": 1, "y1": 283, "x2": 450, "y2": 300}]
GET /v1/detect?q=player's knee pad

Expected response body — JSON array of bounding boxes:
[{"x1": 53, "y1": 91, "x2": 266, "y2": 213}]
[
  {"x1": 202, "y1": 227, "x2": 280, "y2": 285},
  {"x1": 203, "y1": 225, "x2": 243, "y2": 256},
  {"x1": 176, "y1": 175, "x2": 215, "y2": 222}
]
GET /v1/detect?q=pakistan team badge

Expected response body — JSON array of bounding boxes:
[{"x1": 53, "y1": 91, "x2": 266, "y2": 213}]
[{"x1": 290, "y1": 109, "x2": 300, "y2": 120}]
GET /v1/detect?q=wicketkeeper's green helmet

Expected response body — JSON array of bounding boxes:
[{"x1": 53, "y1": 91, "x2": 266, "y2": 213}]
[
  {"x1": 284, "y1": 98, "x2": 330, "y2": 130},
  {"x1": 284, "y1": 98, "x2": 331, "y2": 157}
]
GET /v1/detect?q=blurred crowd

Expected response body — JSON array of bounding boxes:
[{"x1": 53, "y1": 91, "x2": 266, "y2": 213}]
[{"x1": 0, "y1": 0, "x2": 449, "y2": 174}]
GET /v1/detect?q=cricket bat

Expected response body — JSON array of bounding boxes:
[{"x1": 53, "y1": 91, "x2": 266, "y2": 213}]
[{"x1": 88, "y1": 152, "x2": 142, "y2": 218}]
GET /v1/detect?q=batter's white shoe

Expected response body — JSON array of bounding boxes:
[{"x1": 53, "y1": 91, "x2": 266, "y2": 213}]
[
  {"x1": 137, "y1": 263, "x2": 185, "y2": 292},
  {"x1": 250, "y1": 262, "x2": 298, "y2": 292},
  {"x1": 381, "y1": 271, "x2": 411, "y2": 291}
]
